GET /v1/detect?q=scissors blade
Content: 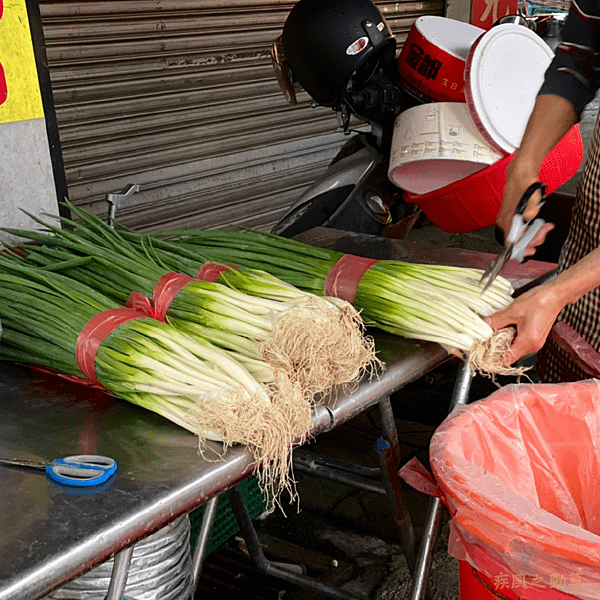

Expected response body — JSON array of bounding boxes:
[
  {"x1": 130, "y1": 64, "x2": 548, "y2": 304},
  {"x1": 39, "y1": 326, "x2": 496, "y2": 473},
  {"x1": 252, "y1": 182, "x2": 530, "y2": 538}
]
[
  {"x1": 0, "y1": 457, "x2": 48, "y2": 471},
  {"x1": 479, "y1": 244, "x2": 513, "y2": 293}
]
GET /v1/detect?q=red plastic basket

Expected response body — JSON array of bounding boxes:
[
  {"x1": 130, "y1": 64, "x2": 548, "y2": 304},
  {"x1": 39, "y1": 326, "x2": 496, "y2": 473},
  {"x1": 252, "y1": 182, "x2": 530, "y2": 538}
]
[{"x1": 403, "y1": 124, "x2": 583, "y2": 234}]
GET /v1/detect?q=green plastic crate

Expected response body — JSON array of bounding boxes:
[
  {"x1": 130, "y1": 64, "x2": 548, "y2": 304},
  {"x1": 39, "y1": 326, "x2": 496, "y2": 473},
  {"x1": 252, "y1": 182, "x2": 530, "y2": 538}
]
[{"x1": 188, "y1": 476, "x2": 268, "y2": 556}]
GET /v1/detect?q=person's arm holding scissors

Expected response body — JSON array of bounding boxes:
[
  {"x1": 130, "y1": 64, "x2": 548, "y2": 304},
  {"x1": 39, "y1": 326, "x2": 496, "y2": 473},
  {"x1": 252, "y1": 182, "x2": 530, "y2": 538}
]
[
  {"x1": 496, "y1": 94, "x2": 579, "y2": 248},
  {"x1": 487, "y1": 0, "x2": 600, "y2": 364}
]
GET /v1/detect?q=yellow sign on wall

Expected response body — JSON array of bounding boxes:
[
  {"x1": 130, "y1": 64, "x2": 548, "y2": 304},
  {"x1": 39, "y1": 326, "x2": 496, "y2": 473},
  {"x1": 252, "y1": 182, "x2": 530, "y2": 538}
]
[{"x1": 0, "y1": 0, "x2": 44, "y2": 124}]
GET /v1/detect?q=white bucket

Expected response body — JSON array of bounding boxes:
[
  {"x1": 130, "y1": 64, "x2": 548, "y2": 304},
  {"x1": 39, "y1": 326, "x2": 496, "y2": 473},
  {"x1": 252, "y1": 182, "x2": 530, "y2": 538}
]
[
  {"x1": 388, "y1": 102, "x2": 504, "y2": 195},
  {"x1": 465, "y1": 24, "x2": 554, "y2": 154}
]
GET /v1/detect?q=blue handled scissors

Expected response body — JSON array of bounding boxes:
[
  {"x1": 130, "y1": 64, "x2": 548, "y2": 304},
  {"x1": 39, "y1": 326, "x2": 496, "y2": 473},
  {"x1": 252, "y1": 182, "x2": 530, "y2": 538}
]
[{"x1": 0, "y1": 454, "x2": 117, "y2": 487}]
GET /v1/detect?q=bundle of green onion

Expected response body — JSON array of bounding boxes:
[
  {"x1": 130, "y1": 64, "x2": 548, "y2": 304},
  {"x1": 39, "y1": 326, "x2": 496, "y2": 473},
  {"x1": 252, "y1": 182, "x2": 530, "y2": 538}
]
[
  {"x1": 2, "y1": 203, "x2": 378, "y2": 399},
  {"x1": 140, "y1": 229, "x2": 519, "y2": 376},
  {"x1": 0, "y1": 255, "x2": 311, "y2": 496}
]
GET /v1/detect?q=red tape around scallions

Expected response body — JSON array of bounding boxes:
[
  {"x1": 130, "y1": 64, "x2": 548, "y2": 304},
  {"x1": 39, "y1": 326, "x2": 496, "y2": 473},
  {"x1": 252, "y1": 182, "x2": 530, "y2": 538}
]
[
  {"x1": 324, "y1": 254, "x2": 379, "y2": 304},
  {"x1": 75, "y1": 308, "x2": 148, "y2": 385},
  {"x1": 74, "y1": 263, "x2": 238, "y2": 385},
  {"x1": 126, "y1": 263, "x2": 238, "y2": 320}
]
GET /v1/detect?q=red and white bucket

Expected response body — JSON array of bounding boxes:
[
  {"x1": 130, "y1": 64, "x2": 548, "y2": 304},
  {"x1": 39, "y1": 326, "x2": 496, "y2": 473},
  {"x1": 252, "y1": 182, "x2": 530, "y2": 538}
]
[
  {"x1": 397, "y1": 16, "x2": 484, "y2": 104},
  {"x1": 400, "y1": 124, "x2": 583, "y2": 234}
]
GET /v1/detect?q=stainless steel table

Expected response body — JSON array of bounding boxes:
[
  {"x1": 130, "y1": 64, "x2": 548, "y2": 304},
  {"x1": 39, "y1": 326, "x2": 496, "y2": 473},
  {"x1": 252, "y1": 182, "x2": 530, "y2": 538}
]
[
  {"x1": 0, "y1": 232, "x2": 556, "y2": 600},
  {"x1": 0, "y1": 332, "x2": 448, "y2": 600}
]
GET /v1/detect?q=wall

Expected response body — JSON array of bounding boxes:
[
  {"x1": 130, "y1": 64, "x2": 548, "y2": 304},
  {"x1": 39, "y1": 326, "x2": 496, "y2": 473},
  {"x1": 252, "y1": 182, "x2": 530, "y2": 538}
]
[{"x1": 0, "y1": 0, "x2": 60, "y2": 243}]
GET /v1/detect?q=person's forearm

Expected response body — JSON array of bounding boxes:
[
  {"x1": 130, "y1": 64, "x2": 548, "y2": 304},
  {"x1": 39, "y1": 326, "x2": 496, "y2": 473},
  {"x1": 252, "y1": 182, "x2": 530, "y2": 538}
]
[
  {"x1": 497, "y1": 94, "x2": 580, "y2": 235},
  {"x1": 545, "y1": 246, "x2": 600, "y2": 308},
  {"x1": 508, "y1": 93, "x2": 579, "y2": 179}
]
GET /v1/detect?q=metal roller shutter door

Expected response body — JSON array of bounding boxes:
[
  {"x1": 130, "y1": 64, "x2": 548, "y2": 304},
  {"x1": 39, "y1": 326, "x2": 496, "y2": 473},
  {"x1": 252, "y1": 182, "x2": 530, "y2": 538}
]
[{"x1": 38, "y1": 0, "x2": 442, "y2": 232}]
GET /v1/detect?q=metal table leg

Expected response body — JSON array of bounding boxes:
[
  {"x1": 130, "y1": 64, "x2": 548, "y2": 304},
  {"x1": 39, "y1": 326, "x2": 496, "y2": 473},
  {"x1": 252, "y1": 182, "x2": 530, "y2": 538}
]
[
  {"x1": 293, "y1": 394, "x2": 418, "y2": 572},
  {"x1": 190, "y1": 494, "x2": 220, "y2": 592},
  {"x1": 376, "y1": 395, "x2": 417, "y2": 571},
  {"x1": 375, "y1": 437, "x2": 416, "y2": 572},
  {"x1": 379, "y1": 394, "x2": 403, "y2": 468},
  {"x1": 104, "y1": 545, "x2": 134, "y2": 600},
  {"x1": 227, "y1": 485, "x2": 364, "y2": 600},
  {"x1": 408, "y1": 360, "x2": 474, "y2": 600}
]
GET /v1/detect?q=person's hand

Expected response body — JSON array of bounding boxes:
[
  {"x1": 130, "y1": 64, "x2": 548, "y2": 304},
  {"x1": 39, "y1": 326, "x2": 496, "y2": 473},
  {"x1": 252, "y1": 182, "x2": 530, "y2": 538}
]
[
  {"x1": 486, "y1": 283, "x2": 563, "y2": 364},
  {"x1": 494, "y1": 93, "x2": 578, "y2": 248},
  {"x1": 517, "y1": 221, "x2": 556, "y2": 259},
  {"x1": 495, "y1": 162, "x2": 555, "y2": 257},
  {"x1": 496, "y1": 176, "x2": 540, "y2": 240}
]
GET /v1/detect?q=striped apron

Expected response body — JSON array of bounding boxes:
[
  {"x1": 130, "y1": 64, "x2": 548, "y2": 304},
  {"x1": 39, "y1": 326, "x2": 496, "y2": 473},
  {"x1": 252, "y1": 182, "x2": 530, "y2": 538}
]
[{"x1": 537, "y1": 111, "x2": 600, "y2": 382}]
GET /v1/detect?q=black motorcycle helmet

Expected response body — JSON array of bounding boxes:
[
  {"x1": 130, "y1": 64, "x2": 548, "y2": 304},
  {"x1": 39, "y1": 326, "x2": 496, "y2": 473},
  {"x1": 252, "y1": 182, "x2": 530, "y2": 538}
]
[{"x1": 281, "y1": 0, "x2": 397, "y2": 108}]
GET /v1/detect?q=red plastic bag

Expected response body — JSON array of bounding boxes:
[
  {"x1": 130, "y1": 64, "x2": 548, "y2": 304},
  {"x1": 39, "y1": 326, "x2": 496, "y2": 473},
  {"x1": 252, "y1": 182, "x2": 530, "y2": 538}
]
[{"x1": 408, "y1": 381, "x2": 600, "y2": 599}]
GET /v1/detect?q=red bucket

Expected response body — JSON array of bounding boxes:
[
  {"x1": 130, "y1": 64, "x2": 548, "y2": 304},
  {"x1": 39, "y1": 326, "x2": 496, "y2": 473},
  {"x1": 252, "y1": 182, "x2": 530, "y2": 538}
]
[
  {"x1": 459, "y1": 560, "x2": 581, "y2": 600},
  {"x1": 402, "y1": 123, "x2": 583, "y2": 234},
  {"x1": 397, "y1": 16, "x2": 484, "y2": 103},
  {"x1": 459, "y1": 544, "x2": 582, "y2": 600}
]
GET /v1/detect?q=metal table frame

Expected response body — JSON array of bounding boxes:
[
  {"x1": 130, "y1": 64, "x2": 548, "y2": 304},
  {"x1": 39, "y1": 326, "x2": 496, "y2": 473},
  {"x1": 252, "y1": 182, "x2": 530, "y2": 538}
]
[
  {"x1": 210, "y1": 361, "x2": 474, "y2": 600},
  {"x1": 88, "y1": 360, "x2": 475, "y2": 600}
]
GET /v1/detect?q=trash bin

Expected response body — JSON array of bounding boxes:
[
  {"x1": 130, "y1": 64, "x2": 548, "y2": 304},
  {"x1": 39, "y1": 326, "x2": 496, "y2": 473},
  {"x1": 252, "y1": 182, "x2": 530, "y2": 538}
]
[{"x1": 405, "y1": 380, "x2": 600, "y2": 600}]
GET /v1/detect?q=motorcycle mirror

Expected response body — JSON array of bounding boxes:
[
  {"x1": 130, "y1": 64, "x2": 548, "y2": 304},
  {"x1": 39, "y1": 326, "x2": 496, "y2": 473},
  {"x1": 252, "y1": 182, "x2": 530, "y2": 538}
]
[
  {"x1": 365, "y1": 193, "x2": 392, "y2": 224},
  {"x1": 270, "y1": 36, "x2": 298, "y2": 105}
]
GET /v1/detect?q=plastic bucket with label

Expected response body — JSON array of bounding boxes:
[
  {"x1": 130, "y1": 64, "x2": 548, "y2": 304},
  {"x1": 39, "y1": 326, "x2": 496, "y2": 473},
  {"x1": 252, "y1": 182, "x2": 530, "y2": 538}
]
[
  {"x1": 388, "y1": 102, "x2": 504, "y2": 195},
  {"x1": 397, "y1": 16, "x2": 484, "y2": 103}
]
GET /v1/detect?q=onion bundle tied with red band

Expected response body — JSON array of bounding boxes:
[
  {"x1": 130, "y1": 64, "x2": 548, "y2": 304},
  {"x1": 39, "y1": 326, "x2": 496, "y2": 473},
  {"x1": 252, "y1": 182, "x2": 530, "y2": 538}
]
[
  {"x1": 141, "y1": 229, "x2": 524, "y2": 378},
  {"x1": 0, "y1": 256, "x2": 317, "y2": 498},
  {"x1": 2, "y1": 203, "x2": 379, "y2": 401}
]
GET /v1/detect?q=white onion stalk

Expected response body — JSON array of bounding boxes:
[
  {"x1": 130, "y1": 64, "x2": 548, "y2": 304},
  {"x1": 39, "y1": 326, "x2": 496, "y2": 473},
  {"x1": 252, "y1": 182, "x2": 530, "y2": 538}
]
[{"x1": 150, "y1": 229, "x2": 526, "y2": 378}]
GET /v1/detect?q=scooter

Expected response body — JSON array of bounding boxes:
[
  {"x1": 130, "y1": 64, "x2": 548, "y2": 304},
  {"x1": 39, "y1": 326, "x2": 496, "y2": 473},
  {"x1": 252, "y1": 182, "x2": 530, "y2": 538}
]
[{"x1": 269, "y1": 0, "x2": 419, "y2": 239}]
